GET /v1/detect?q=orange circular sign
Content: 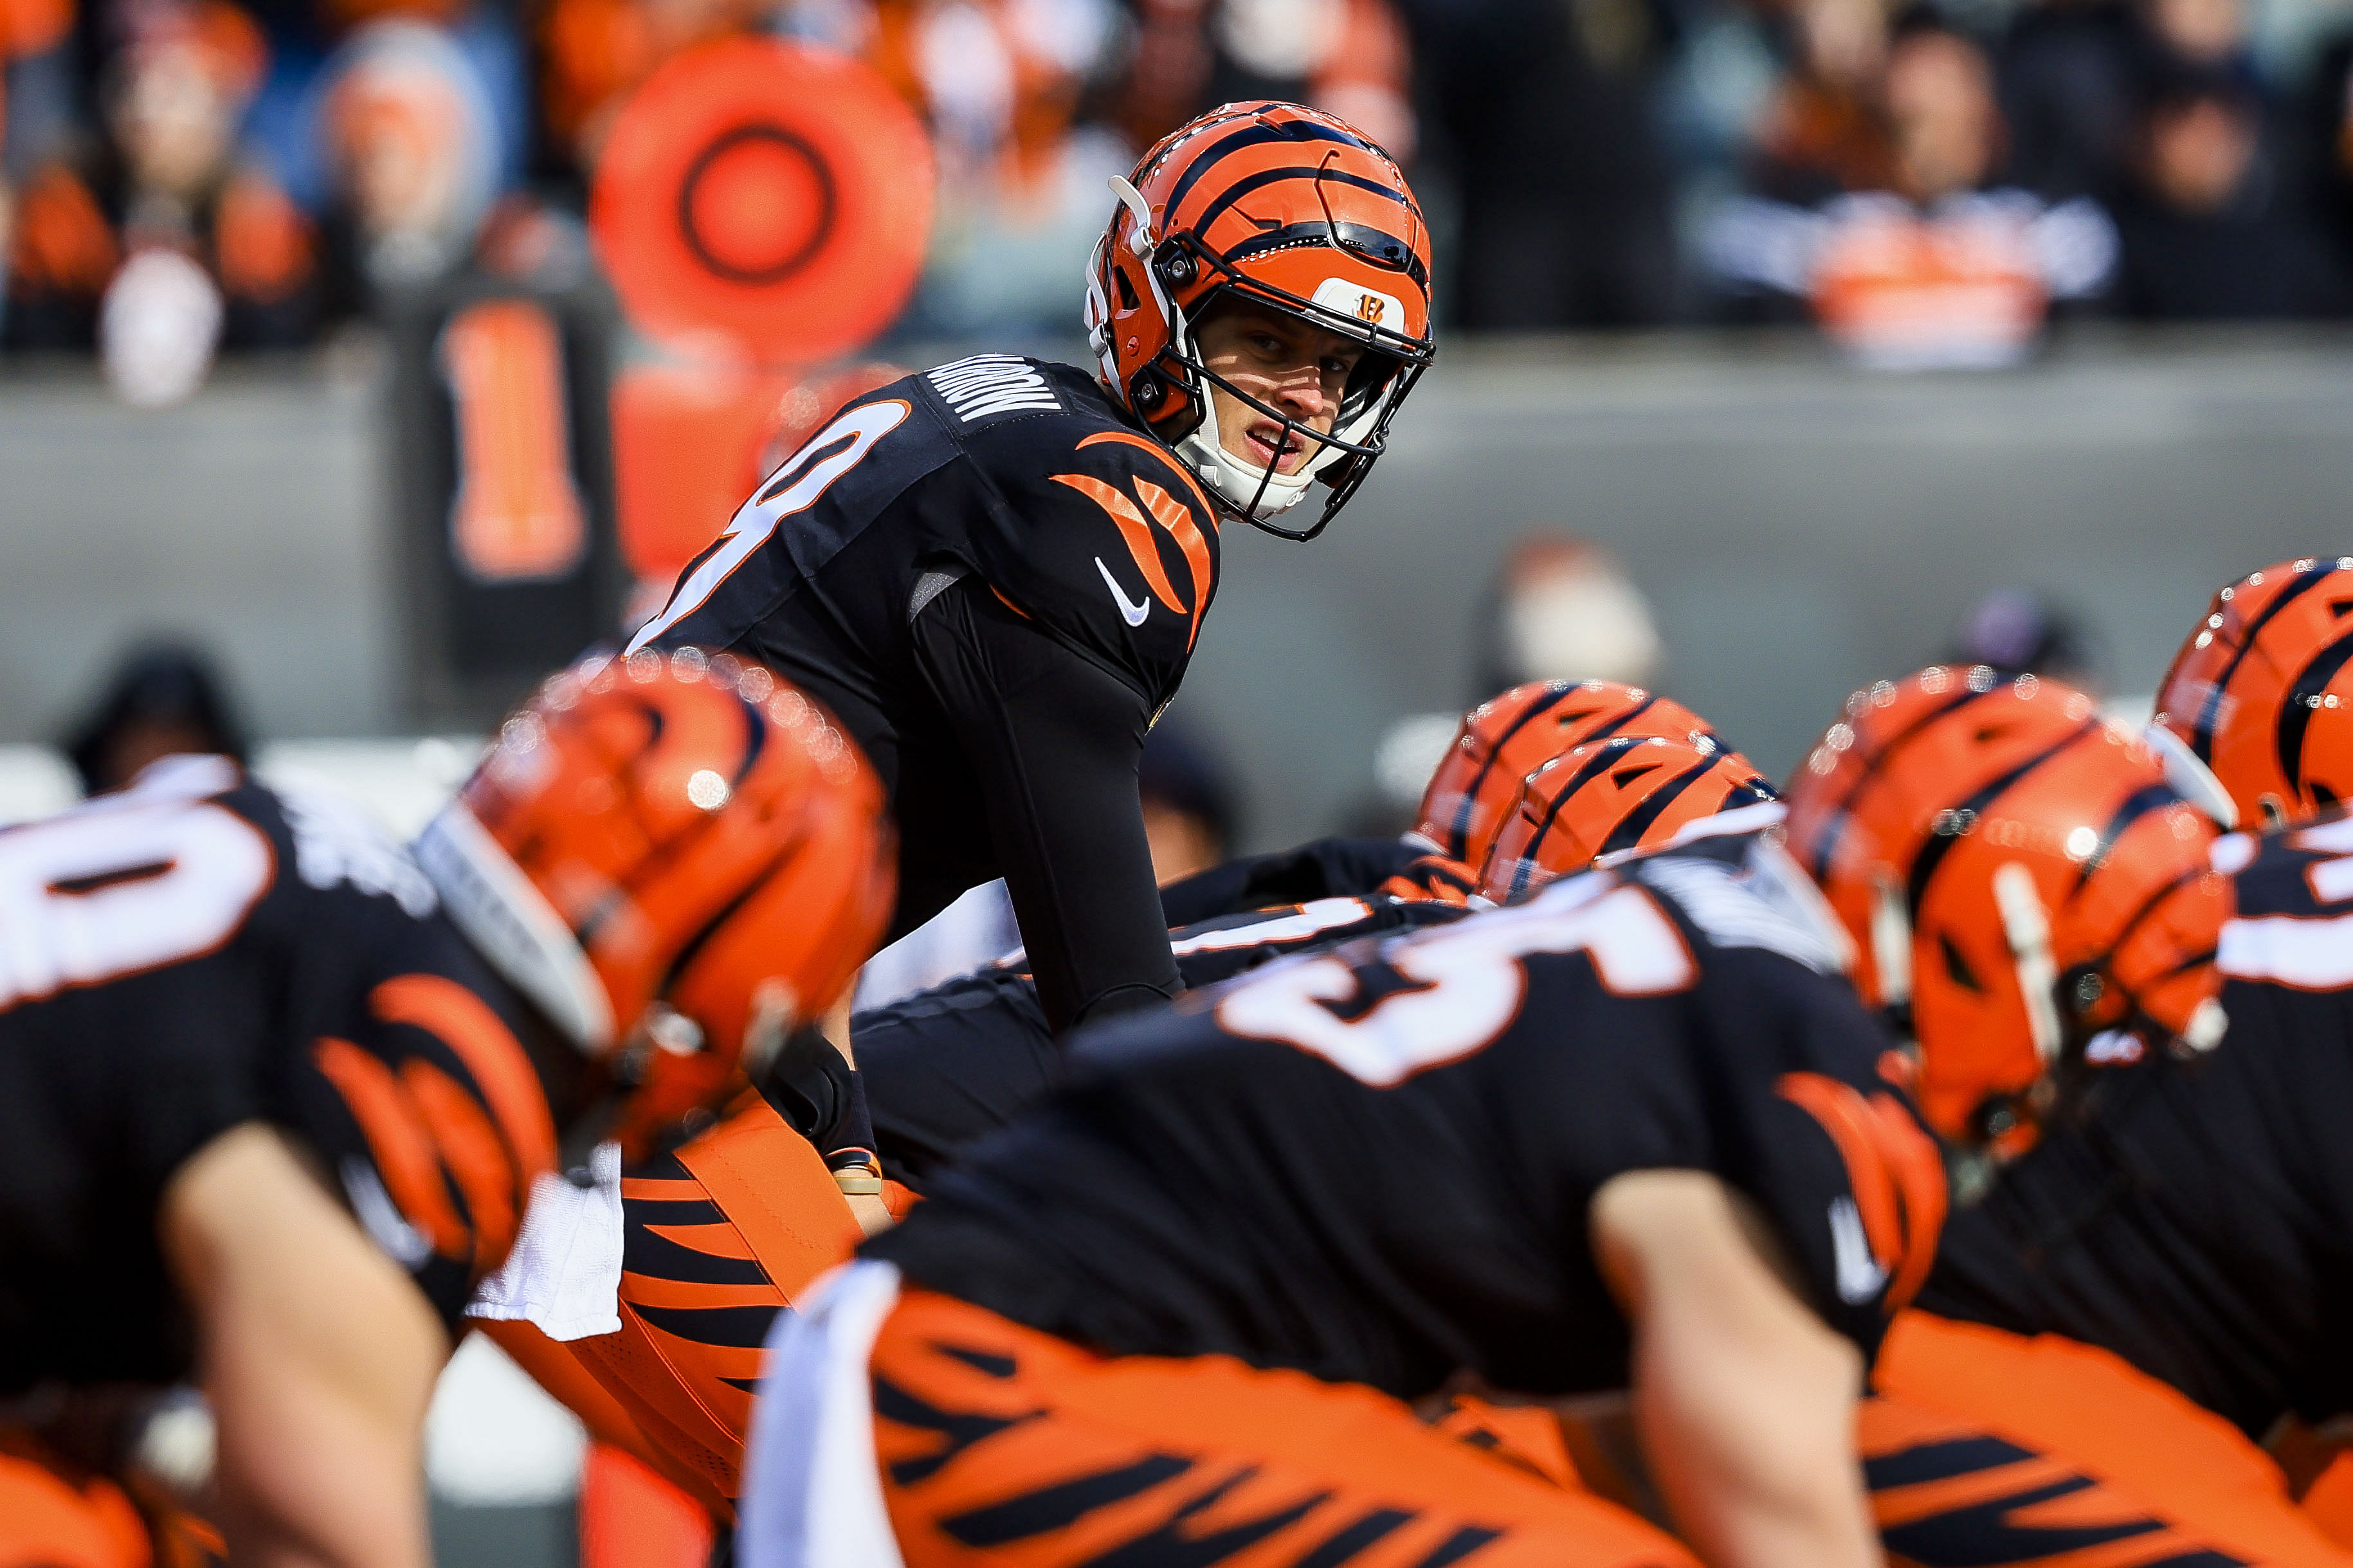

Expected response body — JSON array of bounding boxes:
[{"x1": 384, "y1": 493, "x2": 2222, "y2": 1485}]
[{"x1": 592, "y1": 37, "x2": 934, "y2": 365}]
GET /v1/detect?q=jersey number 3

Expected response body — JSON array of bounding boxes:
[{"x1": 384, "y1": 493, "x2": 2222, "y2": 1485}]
[
  {"x1": 626, "y1": 399, "x2": 912, "y2": 653},
  {"x1": 1216, "y1": 883, "x2": 1695, "y2": 1086}
]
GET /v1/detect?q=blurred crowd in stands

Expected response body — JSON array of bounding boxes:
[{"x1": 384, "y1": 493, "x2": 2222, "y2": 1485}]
[{"x1": 6, "y1": 0, "x2": 2353, "y2": 368}]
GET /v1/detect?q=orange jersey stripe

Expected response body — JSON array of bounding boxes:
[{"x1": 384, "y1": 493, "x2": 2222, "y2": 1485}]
[
  {"x1": 313, "y1": 1036, "x2": 469, "y2": 1258},
  {"x1": 372, "y1": 973, "x2": 559, "y2": 1189},
  {"x1": 1051, "y1": 473, "x2": 1188, "y2": 614},
  {"x1": 403, "y1": 1058, "x2": 522, "y2": 1275},
  {"x1": 1075, "y1": 429, "x2": 1221, "y2": 526},
  {"x1": 1133, "y1": 478, "x2": 1213, "y2": 650}
]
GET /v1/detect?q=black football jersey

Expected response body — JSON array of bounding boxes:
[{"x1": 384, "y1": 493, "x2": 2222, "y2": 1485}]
[
  {"x1": 0, "y1": 757, "x2": 552, "y2": 1394},
  {"x1": 1921, "y1": 815, "x2": 2353, "y2": 1437},
  {"x1": 629, "y1": 356, "x2": 1224, "y2": 1029},
  {"x1": 867, "y1": 831, "x2": 1945, "y2": 1400},
  {"x1": 858, "y1": 894, "x2": 1472, "y2": 1190},
  {"x1": 630, "y1": 357, "x2": 1221, "y2": 728}
]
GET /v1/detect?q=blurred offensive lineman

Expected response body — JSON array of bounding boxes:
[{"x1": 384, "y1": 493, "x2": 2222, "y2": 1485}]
[
  {"x1": 1785, "y1": 656, "x2": 2353, "y2": 1564},
  {"x1": 626, "y1": 100, "x2": 1435, "y2": 1041},
  {"x1": 475, "y1": 681, "x2": 1774, "y2": 1533},
  {"x1": 741, "y1": 814, "x2": 1945, "y2": 1568},
  {"x1": 0, "y1": 651, "x2": 891, "y2": 1567}
]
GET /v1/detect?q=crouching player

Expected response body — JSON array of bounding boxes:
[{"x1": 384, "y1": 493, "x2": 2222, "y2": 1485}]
[
  {"x1": 742, "y1": 814, "x2": 1943, "y2": 1568},
  {"x1": 1786, "y1": 655, "x2": 2353, "y2": 1565},
  {"x1": 0, "y1": 649, "x2": 892, "y2": 1567}
]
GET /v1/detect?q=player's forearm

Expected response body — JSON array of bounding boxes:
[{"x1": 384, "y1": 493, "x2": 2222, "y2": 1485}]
[
  {"x1": 1632, "y1": 1335, "x2": 1878, "y2": 1568},
  {"x1": 1594, "y1": 1171, "x2": 1880, "y2": 1568},
  {"x1": 164, "y1": 1125, "x2": 446, "y2": 1568}
]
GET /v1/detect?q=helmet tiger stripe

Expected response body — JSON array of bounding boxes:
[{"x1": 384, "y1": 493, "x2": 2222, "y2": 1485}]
[
  {"x1": 1413, "y1": 680, "x2": 1727, "y2": 872},
  {"x1": 1476, "y1": 735, "x2": 1777, "y2": 903},
  {"x1": 417, "y1": 647, "x2": 896, "y2": 1160},
  {"x1": 2155, "y1": 556, "x2": 2353, "y2": 829},
  {"x1": 1086, "y1": 100, "x2": 1433, "y2": 539},
  {"x1": 1786, "y1": 666, "x2": 2227, "y2": 1146}
]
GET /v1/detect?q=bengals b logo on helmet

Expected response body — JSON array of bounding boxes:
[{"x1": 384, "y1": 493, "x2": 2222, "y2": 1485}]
[{"x1": 1084, "y1": 100, "x2": 1435, "y2": 542}]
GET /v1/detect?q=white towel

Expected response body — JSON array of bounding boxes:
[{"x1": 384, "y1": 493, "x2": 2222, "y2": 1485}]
[{"x1": 466, "y1": 1140, "x2": 624, "y2": 1342}]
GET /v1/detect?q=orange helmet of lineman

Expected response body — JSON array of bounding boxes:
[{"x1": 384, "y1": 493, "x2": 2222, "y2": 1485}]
[
  {"x1": 1413, "y1": 680, "x2": 1727, "y2": 872},
  {"x1": 1785, "y1": 666, "x2": 2228, "y2": 1149},
  {"x1": 2154, "y1": 556, "x2": 2353, "y2": 830},
  {"x1": 1085, "y1": 100, "x2": 1434, "y2": 539},
  {"x1": 1476, "y1": 736, "x2": 1777, "y2": 903},
  {"x1": 416, "y1": 648, "x2": 896, "y2": 1159}
]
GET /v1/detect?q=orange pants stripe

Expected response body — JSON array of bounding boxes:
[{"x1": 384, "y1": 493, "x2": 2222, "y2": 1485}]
[
  {"x1": 1866, "y1": 1311, "x2": 2353, "y2": 1567},
  {"x1": 495, "y1": 1092, "x2": 865, "y2": 1521},
  {"x1": 868, "y1": 1286, "x2": 1696, "y2": 1568}
]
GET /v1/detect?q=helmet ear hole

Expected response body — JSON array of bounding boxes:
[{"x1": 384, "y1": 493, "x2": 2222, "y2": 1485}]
[
  {"x1": 1114, "y1": 265, "x2": 1140, "y2": 312},
  {"x1": 1938, "y1": 931, "x2": 1983, "y2": 993}
]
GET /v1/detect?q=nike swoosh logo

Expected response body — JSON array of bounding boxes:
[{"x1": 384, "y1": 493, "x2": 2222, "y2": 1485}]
[
  {"x1": 1828, "y1": 1196, "x2": 1889, "y2": 1304},
  {"x1": 1096, "y1": 557, "x2": 1150, "y2": 627}
]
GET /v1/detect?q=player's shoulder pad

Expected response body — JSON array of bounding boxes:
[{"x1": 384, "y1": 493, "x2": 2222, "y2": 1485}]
[
  {"x1": 928, "y1": 356, "x2": 1222, "y2": 693},
  {"x1": 1622, "y1": 814, "x2": 1856, "y2": 978}
]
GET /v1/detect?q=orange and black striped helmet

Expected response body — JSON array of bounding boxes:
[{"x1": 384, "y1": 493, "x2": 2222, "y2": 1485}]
[
  {"x1": 1476, "y1": 736, "x2": 1777, "y2": 903},
  {"x1": 2154, "y1": 556, "x2": 2353, "y2": 830},
  {"x1": 1785, "y1": 667, "x2": 2228, "y2": 1148},
  {"x1": 1085, "y1": 100, "x2": 1433, "y2": 540},
  {"x1": 1412, "y1": 680, "x2": 1727, "y2": 871},
  {"x1": 415, "y1": 647, "x2": 896, "y2": 1159}
]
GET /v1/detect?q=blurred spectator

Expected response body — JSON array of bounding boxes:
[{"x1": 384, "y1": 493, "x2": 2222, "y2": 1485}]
[
  {"x1": 61, "y1": 640, "x2": 248, "y2": 795},
  {"x1": 1472, "y1": 536, "x2": 1662, "y2": 698},
  {"x1": 2298, "y1": 31, "x2": 2353, "y2": 287},
  {"x1": 1745, "y1": 0, "x2": 1900, "y2": 206},
  {"x1": 1, "y1": 0, "x2": 80, "y2": 324},
  {"x1": 1708, "y1": 14, "x2": 2117, "y2": 365},
  {"x1": 2109, "y1": 64, "x2": 2343, "y2": 316},
  {"x1": 1138, "y1": 721, "x2": 1238, "y2": 885},
  {"x1": 6, "y1": 0, "x2": 328, "y2": 370},
  {"x1": 1995, "y1": 0, "x2": 2145, "y2": 203},
  {"x1": 895, "y1": 0, "x2": 1134, "y2": 333},
  {"x1": 1359, "y1": 535, "x2": 1666, "y2": 840},
  {"x1": 1401, "y1": 0, "x2": 1677, "y2": 325},
  {"x1": 320, "y1": 19, "x2": 503, "y2": 289},
  {"x1": 1949, "y1": 587, "x2": 2102, "y2": 691}
]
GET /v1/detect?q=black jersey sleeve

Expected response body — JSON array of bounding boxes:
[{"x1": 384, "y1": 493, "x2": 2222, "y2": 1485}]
[
  {"x1": 912, "y1": 577, "x2": 1181, "y2": 1034},
  {"x1": 957, "y1": 415, "x2": 1222, "y2": 712},
  {"x1": 1156, "y1": 836, "x2": 1431, "y2": 925},
  {"x1": 282, "y1": 917, "x2": 559, "y2": 1333}
]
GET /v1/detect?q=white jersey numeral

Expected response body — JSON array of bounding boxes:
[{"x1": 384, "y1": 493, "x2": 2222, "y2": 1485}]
[
  {"x1": 2217, "y1": 818, "x2": 2353, "y2": 991},
  {"x1": 626, "y1": 399, "x2": 912, "y2": 653},
  {"x1": 0, "y1": 776, "x2": 275, "y2": 1013},
  {"x1": 1214, "y1": 881, "x2": 1696, "y2": 1086}
]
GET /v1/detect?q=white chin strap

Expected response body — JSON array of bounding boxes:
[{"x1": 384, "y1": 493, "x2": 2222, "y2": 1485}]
[
  {"x1": 1163, "y1": 294, "x2": 1384, "y2": 521},
  {"x1": 1174, "y1": 402, "x2": 1318, "y2": 518}
]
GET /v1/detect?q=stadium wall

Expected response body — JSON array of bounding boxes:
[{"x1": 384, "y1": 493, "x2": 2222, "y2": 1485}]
[{"x1": 5, "y1": 327, "x2": 2350, "y2": 851}]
